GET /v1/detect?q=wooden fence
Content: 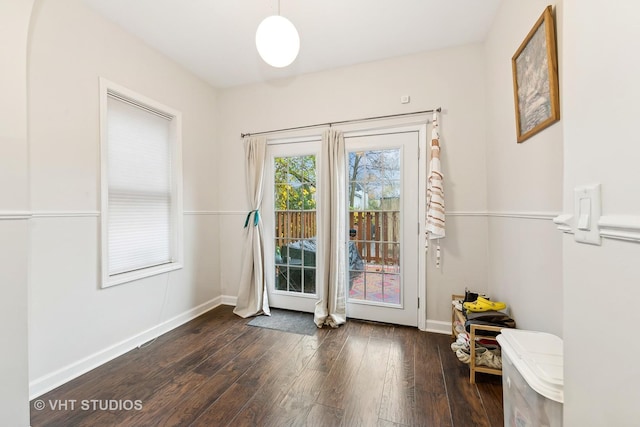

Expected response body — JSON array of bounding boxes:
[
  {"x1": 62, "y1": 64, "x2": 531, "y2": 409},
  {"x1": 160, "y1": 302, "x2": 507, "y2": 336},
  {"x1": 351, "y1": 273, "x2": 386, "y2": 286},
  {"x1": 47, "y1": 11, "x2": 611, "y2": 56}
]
[
  {"x1": 275, "y1": 210, "x2": 400, "y2": 265},
  {"x1": 275, "y1": 212, "x2": 317, "y2": 242}
]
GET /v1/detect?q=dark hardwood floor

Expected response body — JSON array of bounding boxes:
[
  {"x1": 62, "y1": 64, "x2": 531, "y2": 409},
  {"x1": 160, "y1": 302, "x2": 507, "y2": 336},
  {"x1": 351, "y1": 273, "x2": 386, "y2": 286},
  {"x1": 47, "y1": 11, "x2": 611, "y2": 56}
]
[{"x1": 30, "y1": 305, "x2": 503, "y2": 426}]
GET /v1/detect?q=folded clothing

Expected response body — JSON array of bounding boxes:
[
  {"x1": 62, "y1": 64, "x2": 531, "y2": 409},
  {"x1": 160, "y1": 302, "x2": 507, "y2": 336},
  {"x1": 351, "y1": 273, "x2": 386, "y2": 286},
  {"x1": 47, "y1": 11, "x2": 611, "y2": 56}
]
[
  {"x1": 466, "y1": 310, "x2": 516, "y2": 326},
  {"x1": 465, "y1": 321, "x2": 515, "y2": 332},
  {"x1": 464, "y1": 312, "x2": 516, "y2": 336}
]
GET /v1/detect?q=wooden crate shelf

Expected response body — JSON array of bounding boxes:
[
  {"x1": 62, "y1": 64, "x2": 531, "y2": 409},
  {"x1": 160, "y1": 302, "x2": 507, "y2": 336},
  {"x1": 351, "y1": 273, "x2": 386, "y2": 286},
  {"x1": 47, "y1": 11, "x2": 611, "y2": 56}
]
[{"x1": 451, "y1": 294, "x2": 507, "y2": 384}]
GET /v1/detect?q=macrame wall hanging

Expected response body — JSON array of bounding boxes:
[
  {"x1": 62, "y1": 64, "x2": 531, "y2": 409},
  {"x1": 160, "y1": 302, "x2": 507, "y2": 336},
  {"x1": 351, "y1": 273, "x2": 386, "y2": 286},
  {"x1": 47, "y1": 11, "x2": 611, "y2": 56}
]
[{"x1": 426, "y1": 111, "x2": 445, "y2": 268}]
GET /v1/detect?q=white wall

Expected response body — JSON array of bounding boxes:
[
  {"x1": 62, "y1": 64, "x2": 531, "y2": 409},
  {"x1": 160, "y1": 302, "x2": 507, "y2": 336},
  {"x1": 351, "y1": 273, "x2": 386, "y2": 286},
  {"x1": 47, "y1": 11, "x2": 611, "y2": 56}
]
[
  {"x1": 27, "y1": 0, "x2": 220, "y2": 397},
  {"x1": 216, "y1": 45, "x2": 490, "y2": 327},
  {"x1": 483, "y1": 1, "x2": 564, "y2": 336},
  {"x1": 0, "y1": 1, "x2": 34, "y2": 424},
  {"x1": 562, "y1": 1, "x2": 640, "y2": 425},
  {"x1": 23, "y1": 5, "x2": 640, "y2": 426}
]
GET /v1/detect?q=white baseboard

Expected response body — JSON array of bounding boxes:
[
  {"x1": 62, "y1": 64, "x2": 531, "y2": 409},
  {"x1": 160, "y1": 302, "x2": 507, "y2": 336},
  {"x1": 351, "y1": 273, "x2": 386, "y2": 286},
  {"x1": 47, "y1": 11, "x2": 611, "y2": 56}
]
[
  {"x1": 220, "y1": 295, "x2": 237, "y2": 306},
  {"x1": 29, "y1": 296, "x2": 223, "y2": 399},
  {"x1": 425, "y1": 319, "x2": 452, "y2": 335}
]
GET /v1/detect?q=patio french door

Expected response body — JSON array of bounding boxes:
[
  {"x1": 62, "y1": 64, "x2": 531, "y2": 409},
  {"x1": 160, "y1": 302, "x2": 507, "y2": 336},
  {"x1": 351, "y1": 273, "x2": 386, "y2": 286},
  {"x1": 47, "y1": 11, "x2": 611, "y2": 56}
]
[
  {"x1": 263, "y1": 138, "x2": 323, "y2": 313},
  {"x1": 344, "y1": 127, "x2": 424, "y2": 327},
  {"x1": 263, "y1": 125, "x2": 426, "y2": 327}
]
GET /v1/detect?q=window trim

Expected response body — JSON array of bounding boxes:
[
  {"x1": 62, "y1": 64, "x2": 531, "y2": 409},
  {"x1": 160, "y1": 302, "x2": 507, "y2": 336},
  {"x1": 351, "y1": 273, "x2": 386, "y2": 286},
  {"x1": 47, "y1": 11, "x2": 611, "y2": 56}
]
[{"x1": 99, "y1": 78, "x2": 183, "y2": 288}]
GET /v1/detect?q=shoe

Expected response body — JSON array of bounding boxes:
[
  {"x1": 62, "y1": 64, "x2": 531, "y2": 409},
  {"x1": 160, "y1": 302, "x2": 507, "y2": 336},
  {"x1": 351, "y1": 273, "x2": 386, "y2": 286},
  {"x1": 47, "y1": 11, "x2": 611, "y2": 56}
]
[
  {"x1": 450, "y1": 333, "x2": 470, "y2": 352},
  {"x1": 477, "y1": 297, "x2": 506, "y2": 310},
  {"x1": 477, "y1": 349, "x2": 502, "y2": 369},
  {"x1": 451, "y1": 341, "x2": 467, "y2": 352},
  {"x1": 456, "y1": 348, "x2": 471, "y2": 363},
  {"x1": 463, "y1": 297, "x2": 507, "y2": 312},
  {"x1": 456, "y1": 346, "x2": 487, "y2": 364},
  {"x1": 463, "y1": 289, "x2": 479, "y2": 304},
  {"x1": 451, "y1": 341, "x2": 469, "y2": 352}
]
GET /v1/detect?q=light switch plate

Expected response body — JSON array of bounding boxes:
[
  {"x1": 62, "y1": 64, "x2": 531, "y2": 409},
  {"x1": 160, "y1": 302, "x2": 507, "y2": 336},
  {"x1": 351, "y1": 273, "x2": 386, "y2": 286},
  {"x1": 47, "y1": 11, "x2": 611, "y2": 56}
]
[{"x1": 574, "y1": 184, "x2": 601, "y2": 245}]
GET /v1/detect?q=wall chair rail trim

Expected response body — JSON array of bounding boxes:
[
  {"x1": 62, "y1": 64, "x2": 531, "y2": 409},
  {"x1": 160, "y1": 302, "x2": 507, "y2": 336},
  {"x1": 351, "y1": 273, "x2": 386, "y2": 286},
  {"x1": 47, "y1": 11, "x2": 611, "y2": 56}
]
[
  {"x1": 598, "y1": 215, "x2": 640, "y2": 243},
  {"x1": 448, "y1": 211, "x2": 559, "y2": 220},
  {"x1": 553, "y1": 214, "x2": 574, "y2": 233},
  {"x1": 31, "y1": 211, "x2": 100, "y2": 218},
  {"x1": 2, "y1": 210, "x2": 250, "y2": 218},
  {"x1": 0, "y1": 211, "x2": 31, "y2": 220},
  {"x1": 554, "y1": 213, "x2": 640, "y2": 243},
  {"x1": 183, "y1": 210, "x2": 245, "y2": 215}
]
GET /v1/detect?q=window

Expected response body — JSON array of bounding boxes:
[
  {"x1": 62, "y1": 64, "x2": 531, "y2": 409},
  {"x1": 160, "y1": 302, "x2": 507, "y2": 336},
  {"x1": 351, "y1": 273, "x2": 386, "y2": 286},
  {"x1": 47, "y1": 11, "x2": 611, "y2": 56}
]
[{"x1": 100, "y1": 79, "x2": 183, "y2": 288}]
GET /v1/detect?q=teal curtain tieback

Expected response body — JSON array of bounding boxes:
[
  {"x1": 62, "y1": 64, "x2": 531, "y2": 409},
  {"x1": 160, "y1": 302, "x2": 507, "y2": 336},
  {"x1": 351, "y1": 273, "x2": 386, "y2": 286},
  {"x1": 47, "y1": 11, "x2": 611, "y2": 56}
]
[{"x1": 244, "y1": 209, "x2": 260, "y2": 228}]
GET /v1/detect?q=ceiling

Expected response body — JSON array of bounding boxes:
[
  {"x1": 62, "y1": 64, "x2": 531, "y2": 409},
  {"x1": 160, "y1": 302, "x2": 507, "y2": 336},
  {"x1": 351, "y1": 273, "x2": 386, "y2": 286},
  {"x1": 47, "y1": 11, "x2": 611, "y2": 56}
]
[{"x1": 83, "y1": 0, "x2": 502, "y2": 88}]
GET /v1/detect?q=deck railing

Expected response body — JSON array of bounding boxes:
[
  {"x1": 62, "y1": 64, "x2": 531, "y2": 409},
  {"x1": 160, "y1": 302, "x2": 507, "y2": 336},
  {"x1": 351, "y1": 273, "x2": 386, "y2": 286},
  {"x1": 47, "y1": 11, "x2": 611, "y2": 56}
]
[{"x1": 275, "y1": 210, "x2": 400, "y2": 265}]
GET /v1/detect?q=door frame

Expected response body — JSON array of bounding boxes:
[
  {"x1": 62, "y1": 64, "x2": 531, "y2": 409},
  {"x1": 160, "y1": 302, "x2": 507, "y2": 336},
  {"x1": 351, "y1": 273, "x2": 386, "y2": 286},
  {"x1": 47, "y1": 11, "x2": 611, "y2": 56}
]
[{"x1": 343, "y1": 122, "x2": 427, "y2": 330}]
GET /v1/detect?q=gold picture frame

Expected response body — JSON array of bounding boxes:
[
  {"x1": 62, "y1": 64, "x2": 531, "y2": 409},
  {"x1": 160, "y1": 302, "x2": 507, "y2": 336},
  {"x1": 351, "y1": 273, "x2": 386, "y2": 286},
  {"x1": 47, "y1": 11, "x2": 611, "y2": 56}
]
[{"x1": 512, "y1": 6, "x2": 560, "y2": 143}]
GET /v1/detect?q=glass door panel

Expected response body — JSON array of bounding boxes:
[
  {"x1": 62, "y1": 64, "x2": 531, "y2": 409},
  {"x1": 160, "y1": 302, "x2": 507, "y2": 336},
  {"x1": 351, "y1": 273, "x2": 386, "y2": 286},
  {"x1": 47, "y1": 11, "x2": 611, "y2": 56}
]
[
  {"x1": 264, "y1": 138, "x2": 322, "y2": 314},
  {"x1": 348, "y1": 149, "x2": 402, "y2": 305},
  {"x1": 274, "y1": 154, "x2": 317, "y2": 295},
  {"x1": 345, "y1": 130, "x2": 421, "y2": 326}
]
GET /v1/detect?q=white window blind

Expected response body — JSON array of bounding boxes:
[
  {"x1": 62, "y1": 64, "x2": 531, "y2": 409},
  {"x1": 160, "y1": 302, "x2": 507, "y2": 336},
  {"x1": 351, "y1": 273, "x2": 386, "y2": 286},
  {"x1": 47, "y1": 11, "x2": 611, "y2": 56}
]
[{"x1": 106, "y1": 93, "x2": 174, "y2": 276}]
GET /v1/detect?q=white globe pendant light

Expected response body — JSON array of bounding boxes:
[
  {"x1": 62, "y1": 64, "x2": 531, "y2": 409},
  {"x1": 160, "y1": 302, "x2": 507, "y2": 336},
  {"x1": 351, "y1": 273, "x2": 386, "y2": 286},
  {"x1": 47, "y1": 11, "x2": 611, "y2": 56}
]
[{"x1": 256, "y1": 14, "x2": 300, "y2": 68}]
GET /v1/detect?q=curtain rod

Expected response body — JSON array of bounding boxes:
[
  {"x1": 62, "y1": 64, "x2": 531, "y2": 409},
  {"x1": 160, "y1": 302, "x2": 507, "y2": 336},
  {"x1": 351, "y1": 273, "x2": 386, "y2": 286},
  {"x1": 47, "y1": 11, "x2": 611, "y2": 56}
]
[{"x1": 240, "y1": 107, "x2": 441, "y2": 138}]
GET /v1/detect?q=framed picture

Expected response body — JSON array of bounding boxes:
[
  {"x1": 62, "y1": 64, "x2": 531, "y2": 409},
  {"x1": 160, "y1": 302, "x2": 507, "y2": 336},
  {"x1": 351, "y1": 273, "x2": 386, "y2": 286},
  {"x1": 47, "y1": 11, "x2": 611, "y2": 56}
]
[{"x1": 512, "y1": 6, "x2": 560, "y2": 143}]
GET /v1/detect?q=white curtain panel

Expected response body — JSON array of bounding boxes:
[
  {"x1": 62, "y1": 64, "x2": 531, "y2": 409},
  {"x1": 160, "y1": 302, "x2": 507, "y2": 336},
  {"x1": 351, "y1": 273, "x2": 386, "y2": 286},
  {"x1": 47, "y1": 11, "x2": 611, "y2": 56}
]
[
  {"x1": 314, "y1": 129, "x2": 347, "y2": 327},
  {"x1": 234, "y1": 136, "x2": 271, "y2": 318}
]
